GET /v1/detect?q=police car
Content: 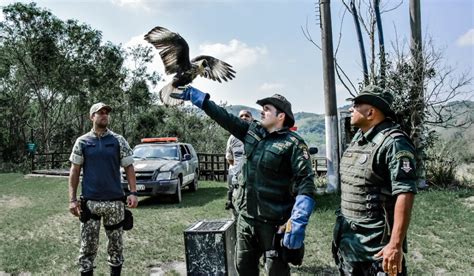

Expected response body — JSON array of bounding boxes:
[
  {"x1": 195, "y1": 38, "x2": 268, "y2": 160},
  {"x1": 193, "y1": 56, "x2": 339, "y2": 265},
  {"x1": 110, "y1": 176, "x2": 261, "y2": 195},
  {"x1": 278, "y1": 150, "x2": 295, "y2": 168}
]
[{"x1": 122, "y1": 137, "x2": 199, "y2": 203}]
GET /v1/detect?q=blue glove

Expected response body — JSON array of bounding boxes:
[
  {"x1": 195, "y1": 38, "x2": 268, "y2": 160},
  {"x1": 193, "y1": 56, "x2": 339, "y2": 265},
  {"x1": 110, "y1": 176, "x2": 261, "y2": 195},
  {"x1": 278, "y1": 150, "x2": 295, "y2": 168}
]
[
  {"x1": 283, "y1": 195, "x2": 315, "y2": 249},
  {"x1": 170, "y1": 86, "x2": 209, "y2": 109}
]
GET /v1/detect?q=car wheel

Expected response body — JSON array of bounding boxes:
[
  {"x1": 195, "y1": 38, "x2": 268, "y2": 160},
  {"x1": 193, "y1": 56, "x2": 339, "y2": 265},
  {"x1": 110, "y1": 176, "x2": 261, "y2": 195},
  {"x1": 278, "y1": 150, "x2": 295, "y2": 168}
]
[
  {"x1": 173, "y1": 177, "x2": 182, "y2": 203},
  {"x1": 189, "y1": 171, "x2": 198, "y2": 192}
]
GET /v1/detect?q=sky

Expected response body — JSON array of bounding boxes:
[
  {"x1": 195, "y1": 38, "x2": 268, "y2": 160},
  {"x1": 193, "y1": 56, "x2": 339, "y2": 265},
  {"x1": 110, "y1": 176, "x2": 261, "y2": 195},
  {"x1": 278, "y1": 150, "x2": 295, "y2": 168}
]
[{"x1": 1, "y1": 0, "x2": 473, "y2": 114}]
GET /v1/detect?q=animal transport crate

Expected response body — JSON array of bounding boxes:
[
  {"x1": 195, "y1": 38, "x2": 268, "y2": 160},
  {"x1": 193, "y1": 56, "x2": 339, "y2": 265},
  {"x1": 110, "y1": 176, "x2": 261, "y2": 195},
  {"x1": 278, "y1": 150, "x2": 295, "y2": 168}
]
[{"x1": 184, "y1": 219, "x2": 236, "y2": 276}]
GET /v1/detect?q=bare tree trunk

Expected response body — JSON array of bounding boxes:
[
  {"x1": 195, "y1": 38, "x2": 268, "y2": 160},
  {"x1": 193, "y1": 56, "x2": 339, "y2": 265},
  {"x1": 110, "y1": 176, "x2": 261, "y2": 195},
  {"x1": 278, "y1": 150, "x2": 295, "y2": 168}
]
[
  {"x1": 374, "y1": 0, "x2": 386, "y2": 87},
  {"x1": 350, "y1": 0, "x2": 369, "y2": 85}
]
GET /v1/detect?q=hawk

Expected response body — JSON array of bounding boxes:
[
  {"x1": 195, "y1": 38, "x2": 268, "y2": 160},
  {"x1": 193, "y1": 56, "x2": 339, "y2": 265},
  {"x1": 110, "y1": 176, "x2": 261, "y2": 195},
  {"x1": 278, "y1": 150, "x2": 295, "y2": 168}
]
[{"x1": 144, "y1": 26, "x2": 236, "y2": 106}]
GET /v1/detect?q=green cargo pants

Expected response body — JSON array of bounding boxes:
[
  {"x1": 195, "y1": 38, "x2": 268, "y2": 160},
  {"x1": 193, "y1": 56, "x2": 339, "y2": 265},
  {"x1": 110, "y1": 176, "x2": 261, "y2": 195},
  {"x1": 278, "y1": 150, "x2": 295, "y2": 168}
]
[{"x1": 235, "y1": 214, "x2": 290, "y2": 276}]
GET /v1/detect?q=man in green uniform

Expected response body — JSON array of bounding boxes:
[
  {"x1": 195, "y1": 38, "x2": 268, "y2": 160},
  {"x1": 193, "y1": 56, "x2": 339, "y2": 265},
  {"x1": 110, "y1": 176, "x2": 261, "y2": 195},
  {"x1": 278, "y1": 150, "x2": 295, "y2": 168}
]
[
  {"x1": 172, "y1": 87, "x2": 316, "y2": 275},
  {"x1": 333, "y1": 85, "x2": 417, "y2": 276}
]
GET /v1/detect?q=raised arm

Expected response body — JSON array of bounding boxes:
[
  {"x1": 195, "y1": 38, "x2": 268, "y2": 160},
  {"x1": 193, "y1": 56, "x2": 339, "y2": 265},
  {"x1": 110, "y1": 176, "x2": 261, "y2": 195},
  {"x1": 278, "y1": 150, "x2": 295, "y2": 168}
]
[{"x1": 171, "y1": 86, "x2": 250, "y2": 140}]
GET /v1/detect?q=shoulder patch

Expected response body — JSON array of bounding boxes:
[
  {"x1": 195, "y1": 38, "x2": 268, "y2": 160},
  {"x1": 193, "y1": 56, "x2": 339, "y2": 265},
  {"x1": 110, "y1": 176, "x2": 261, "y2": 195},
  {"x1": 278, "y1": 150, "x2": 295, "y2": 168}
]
[
  {"x1": 395, "y1": 150, "x2": 415, "y2": 160},
  {"x1": 400, "y1": 157, "x2": 413, "y2": 173},
  {"x1": 298, "y1": 143, "x2": 308, "y2": 150}
]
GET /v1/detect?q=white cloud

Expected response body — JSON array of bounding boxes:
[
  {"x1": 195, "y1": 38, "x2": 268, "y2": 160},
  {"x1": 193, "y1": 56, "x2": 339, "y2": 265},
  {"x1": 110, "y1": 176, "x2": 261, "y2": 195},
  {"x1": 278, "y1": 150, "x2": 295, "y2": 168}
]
[
  {"x1": 124, "y1": 34, "x2": 147, "y2": 48},
  {"x1": 198, "y1": 39, "x2": 267, "y2": 70},
  {"x1": 457, "y1": 28, "x2": 474, "y2": 47},
  {"x1": 259, "y1": 82, "x2": 284, "y2": 92},
  {"x1": 109, "y1": 0, "x2": 152, "y2": 11},
  {"x1": 123, "y1": 34, "x2": 171, "y2": 86}
]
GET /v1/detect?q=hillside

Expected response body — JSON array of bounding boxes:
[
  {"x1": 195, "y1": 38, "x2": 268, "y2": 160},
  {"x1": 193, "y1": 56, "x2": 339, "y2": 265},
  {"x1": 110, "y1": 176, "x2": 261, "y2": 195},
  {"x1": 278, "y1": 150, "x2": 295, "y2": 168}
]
[
  {"x1": 226, "y1": 101, "x2": 474, "y2": 158},
  {"x1": 226, "y1": 105, "x2": 327, "y2": 151}
]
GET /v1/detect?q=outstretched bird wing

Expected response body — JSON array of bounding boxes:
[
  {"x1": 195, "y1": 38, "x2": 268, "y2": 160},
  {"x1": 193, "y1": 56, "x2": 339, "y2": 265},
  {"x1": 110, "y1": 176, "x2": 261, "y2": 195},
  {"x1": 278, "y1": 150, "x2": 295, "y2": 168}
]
[
  {"x1": 191, "y1": 55, "x2": 236, "y2": 83},
  {"x1": 144, "y1": 26, "x2": 192, "y2": 74}
]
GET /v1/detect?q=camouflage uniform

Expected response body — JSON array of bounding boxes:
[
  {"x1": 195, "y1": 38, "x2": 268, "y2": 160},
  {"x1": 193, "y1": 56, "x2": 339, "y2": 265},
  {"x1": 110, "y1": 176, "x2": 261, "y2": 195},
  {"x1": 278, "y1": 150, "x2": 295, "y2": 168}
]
[
  {"x1": 79, "y1": 200, "x2": 125, "y2": 271},
  {"x1": 333, "y1": 86, "x2": 418, "y2": 276},
  {"x1": 226, "y1": 134, "x2": 245, "y2": 184},
  {"x1": 70, "y1": 128, "x2": 134, "y2": 273},
  {"x1": 202, "y1": 96, "x2": 316, "y2": 275},
  {"x1": 225, "y1": 134, "x2": 245, "y2": 216}
]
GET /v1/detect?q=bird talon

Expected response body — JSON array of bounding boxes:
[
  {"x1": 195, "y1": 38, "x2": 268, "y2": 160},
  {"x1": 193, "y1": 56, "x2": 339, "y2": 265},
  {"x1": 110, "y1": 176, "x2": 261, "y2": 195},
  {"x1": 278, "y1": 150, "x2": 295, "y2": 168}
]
[{"x1": 176, "y1": 85, "x2": 189, "y2": 91}]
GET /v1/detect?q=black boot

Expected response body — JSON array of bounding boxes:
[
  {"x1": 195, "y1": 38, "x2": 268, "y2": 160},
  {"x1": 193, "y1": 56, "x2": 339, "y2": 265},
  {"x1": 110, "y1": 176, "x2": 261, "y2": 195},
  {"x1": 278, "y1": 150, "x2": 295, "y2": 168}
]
[
  {"x1": 110, "y1": 265, "x2": 122, "y2": 276},
  {"x1": 81, "y1": 270, "x2": 93, "y2": 276}
]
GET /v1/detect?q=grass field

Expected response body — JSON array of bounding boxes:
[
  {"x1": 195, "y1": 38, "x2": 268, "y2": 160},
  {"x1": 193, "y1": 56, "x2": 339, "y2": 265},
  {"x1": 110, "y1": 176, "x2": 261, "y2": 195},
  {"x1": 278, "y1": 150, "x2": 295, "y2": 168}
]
[{"x1": 0, "y1": 173, "x2": 473, "y2": 275}]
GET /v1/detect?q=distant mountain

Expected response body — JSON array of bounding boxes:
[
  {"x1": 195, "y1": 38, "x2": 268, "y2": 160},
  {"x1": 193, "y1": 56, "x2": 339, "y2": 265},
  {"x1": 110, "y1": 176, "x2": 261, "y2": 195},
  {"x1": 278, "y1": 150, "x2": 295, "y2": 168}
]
[
  {"x1": 226, "y1": 101, "x2": 474, "y2": 158},
  {"x1": 225, "y1": 105, "x2": 261, "y2": 119},
  {"x1": 225, "y1": 105, "x2": 327, "y2": 151}
]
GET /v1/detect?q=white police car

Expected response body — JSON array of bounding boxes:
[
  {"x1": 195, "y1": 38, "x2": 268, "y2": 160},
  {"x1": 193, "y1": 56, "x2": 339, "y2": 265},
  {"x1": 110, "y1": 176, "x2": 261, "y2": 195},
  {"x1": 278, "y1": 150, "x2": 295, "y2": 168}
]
[{"x1": 122, "y1": 137, "x2": 199, "y2": 203}]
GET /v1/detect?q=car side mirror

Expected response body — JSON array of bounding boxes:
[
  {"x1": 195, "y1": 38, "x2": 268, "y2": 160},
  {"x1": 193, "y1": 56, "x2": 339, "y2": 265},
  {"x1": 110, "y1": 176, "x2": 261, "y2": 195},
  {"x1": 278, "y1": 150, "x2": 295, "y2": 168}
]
[
  {"x1": 308, "y1": 147, "x2": 318, "y2": 155},
  {"x1": 184, "y1": 153, "x2": 192, "y2": 161}
]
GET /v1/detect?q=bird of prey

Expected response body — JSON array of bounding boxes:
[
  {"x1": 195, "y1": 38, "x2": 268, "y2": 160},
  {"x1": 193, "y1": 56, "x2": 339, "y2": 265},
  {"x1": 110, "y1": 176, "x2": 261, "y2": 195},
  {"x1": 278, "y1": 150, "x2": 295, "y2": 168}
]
[{"x1": 144, "y1": 26, "x2": 236, "y2": 106}]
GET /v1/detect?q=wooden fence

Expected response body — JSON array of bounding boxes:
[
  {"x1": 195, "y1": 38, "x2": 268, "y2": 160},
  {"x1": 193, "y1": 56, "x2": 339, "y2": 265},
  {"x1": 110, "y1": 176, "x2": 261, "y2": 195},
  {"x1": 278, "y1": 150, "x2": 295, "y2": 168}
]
[
  {"x1": 30, "y1": 152, "x2": 70, "y2": 171},
  {"x1": 197, "y1": 153, "x2": 229, "y2": 181},
  {"x1": 30, "y1": 152, "x2": 328, "y2": 180}
]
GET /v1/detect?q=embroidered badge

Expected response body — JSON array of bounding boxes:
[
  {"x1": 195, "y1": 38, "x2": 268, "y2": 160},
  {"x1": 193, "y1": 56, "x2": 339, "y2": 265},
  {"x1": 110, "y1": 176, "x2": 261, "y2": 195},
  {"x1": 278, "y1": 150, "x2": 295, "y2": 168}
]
[
  {"x1": 303, "y1": 148, "x2": 309, "y2": 160},
  {"x1": 401, "y1": 158, "x2": 412, "y2": 173},
  {"x1": 358, "y1": 154, "x2": 368, "y2": 164}
]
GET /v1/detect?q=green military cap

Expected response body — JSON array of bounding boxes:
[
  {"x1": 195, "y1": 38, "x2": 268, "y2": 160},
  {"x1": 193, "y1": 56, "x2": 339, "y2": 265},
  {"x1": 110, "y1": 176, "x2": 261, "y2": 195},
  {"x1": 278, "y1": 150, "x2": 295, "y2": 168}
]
[
  {"x1": 347, "y1": 85, "x2": 395, "y2": 118},
  {"x1": 89, "y1": 102, "x2": 112, "y2": 116},
  {"x1": 257, "y1": 94, "x2": 295, "y2": 127}
]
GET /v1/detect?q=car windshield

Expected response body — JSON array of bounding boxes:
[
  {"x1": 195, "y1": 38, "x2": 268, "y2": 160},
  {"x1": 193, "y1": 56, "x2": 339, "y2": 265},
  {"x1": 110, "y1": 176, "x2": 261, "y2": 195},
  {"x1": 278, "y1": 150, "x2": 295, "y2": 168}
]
[{"x1": 133, "y1": 145, "x2": 179, "y2": 160}]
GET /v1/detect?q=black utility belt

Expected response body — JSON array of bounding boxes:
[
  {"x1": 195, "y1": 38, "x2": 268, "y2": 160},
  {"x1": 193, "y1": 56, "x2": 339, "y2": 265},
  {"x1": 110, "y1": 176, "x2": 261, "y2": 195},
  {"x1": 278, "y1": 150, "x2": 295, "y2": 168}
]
[{"x1": 81, "y1": 197, "x2": 126, "y2": 202}]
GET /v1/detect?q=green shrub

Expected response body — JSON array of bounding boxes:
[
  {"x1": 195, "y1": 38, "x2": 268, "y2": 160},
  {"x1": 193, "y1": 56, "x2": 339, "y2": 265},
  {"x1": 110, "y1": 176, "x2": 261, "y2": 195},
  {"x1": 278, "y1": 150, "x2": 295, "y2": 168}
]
[{"x1": 425, "y1": 139, "x2": 459, "y2": 188}]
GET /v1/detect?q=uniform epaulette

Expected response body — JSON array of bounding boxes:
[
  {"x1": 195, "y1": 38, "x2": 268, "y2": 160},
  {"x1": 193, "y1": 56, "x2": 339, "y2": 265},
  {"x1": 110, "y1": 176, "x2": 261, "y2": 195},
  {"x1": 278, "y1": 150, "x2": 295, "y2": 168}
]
[
  {"x1": 387, "y1": 129, "x2": 409, "y2": 139},
  {"x1": 288, "y1": 131, "x2": 306, "y2": 145}
]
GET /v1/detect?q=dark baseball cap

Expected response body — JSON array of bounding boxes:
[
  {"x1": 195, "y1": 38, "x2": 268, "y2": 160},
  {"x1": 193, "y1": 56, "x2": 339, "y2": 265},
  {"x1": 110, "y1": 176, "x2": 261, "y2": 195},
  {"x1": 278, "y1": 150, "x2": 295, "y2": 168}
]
[
  {"x1": 347, "y1": 85, "x2": 395, "y2": 118},
  {"x1": 257, "y1": 94, "x2": 295, "y2": 127}
]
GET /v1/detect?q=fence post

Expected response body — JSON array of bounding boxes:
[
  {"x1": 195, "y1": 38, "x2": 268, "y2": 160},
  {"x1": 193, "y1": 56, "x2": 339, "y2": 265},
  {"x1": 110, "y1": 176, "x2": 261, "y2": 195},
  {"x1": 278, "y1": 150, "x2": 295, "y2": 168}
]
[{"x1": 31, "y1": 153, "x2": 35, "y2": 171}]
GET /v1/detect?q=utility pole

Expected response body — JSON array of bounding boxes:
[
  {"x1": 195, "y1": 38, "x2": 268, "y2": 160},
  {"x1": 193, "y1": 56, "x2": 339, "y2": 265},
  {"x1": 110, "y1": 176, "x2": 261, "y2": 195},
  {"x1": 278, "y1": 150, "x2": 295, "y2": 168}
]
[
  {"x1": 319, "y1": 0, "x2": 339, "y2": 193},
  {"x1": 409, "y1": 0, "x2": 426, "y2": 188}
]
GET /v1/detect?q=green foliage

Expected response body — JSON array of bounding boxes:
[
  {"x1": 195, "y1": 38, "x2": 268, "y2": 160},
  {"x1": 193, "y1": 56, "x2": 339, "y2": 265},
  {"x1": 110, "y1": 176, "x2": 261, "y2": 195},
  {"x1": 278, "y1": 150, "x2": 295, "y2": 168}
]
[
  {"x1": 425, "y1": 137, "x2": 460, "y2": 188},
  {"x1": 0, "y1": 3, "x2": 229, "y2": 170}
]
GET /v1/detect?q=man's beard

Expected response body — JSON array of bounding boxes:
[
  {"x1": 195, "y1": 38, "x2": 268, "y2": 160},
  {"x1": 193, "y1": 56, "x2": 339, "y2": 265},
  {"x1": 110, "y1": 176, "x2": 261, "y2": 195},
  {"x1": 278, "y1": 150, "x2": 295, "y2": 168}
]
[{"x1": 96, "y1": 120, "x2": 108, "y2": 129}]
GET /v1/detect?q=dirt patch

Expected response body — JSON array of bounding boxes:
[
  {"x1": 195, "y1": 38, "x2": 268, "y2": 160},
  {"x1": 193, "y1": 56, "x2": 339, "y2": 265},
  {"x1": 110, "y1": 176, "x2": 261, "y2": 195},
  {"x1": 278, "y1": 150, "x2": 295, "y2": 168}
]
[
  {"x1": 35, "y1": 213, "x2": 77, "y2": 243},
  {"x1": 411, "y1": 250, "x2": 424, "y2": 262},
  {"x1": 462, "y1": 196, "x2": 474, "y2": 210},
  {"x1": 0, "y1": 271, "x2": 31, "y2": 275},
  {"x1": 150, "y1": 262, "x2": 186, "y2": 276},
  {"x1": 0, "y1": 195, "x2": 31, "y2": 210},
  {"x1": 0, "y1": 213, "x2": 77, "y2": 243}
]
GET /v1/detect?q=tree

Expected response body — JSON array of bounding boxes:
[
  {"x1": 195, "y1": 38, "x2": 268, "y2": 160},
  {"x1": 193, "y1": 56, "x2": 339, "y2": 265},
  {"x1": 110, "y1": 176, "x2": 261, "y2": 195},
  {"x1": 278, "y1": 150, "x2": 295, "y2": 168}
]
[
  {"x1": 0, "y1": 2, "x2": 228, "y2": 172},
  {"x1": 0, "y1": 3, "x2": 124, "y2": 154},
  {"x1": 304, "y1": 1, "x2": 472, "y2": 184}
]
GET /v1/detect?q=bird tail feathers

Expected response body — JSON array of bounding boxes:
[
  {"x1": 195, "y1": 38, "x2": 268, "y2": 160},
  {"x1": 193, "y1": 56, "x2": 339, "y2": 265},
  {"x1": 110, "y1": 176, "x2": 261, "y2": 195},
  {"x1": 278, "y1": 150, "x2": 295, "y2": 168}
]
[{"x1": 159, "y1": 83, "x2": 185, "y2": 106}]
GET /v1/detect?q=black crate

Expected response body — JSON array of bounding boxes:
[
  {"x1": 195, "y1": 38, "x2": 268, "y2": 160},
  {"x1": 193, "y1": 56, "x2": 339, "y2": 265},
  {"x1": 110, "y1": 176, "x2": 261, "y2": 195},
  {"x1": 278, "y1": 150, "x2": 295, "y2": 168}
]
[{"x1": 184, "y1": 219, "x2": 236, "y2": 276}]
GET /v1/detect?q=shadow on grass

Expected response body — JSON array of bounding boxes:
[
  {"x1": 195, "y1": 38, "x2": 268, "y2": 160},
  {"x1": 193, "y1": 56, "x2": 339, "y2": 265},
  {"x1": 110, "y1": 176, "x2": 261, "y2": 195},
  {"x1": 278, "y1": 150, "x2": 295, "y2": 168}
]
[
  {"x1": 137, "y1": 186, "x2": 228, "y2": 209},
  {"x1": 292, "y1": 264, "x2": 338, "y2": 275},
  {"x1": 314, "y1": 192, "x2": 340, "y2": 213}
]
